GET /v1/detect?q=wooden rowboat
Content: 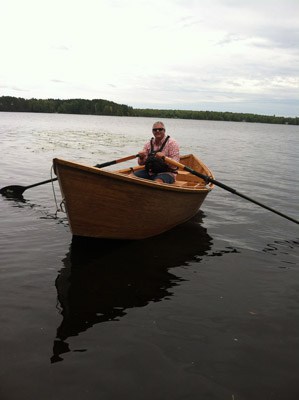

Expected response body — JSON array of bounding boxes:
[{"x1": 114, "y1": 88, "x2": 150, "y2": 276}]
[{"x1": 53, "y1": 154, "x2": 214, "y2": 239}]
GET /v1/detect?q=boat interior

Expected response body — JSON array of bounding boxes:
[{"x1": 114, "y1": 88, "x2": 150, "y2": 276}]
[
  {"x1": 119, "y1": 167, "x2": 207, "y2": 189},
  {"x1": 112, "y1": 153, "x2": 215, "y2": 190}
]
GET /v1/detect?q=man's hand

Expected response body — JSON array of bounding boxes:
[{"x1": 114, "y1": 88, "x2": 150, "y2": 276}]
[
  {"x1": 156, "y1": 152, "x2": 165, "y2": 159},
  {"x1": 138, "y1": 151, "x2": 147, "y2": 160}
]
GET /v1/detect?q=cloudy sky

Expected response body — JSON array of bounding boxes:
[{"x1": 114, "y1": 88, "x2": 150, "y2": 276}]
[{"x1": 1, "y1": 0, "x2": 298, "y2": 116}]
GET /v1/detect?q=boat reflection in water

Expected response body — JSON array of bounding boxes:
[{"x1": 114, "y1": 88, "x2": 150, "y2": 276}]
[{"x1": 51, "y1": 212, "x2": 213, "y2": 363}]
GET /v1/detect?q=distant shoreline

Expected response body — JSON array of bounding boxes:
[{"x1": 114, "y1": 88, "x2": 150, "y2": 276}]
[{"x1": 0, "y1": 96, "x2": 297, "y2": 125}]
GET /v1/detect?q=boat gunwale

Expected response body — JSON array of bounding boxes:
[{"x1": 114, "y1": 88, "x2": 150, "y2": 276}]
[{"x1": 53, "y1": 157, "x2": 213, "y2": 194}]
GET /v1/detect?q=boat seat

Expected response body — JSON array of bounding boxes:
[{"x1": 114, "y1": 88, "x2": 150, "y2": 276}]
[
  {"x1": 174, "y1": 181, "x2": 206, "y2": 189},
  {"x1": 174, "y1": 180, "x2": 188, "y2": 187}
]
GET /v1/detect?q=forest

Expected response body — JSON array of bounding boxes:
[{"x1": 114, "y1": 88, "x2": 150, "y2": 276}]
[{"x1": 0, "y1": 96, "x2": 297, "y2": 125}]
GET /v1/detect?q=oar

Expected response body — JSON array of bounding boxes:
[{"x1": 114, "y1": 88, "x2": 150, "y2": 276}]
[
  {"x1": 94, "y1": 153, "x2": 139, "y2": 168},
  {"x1": 0, "y1": 154, "x2": 139, "y2": 198},
  {"x1": 164, "y1": 156, "x2": 299, "y2": 225}
]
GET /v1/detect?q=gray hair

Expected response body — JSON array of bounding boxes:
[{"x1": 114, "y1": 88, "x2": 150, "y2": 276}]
[{"x1": 152, "y1": 121, "x2": 165, "y2": 128}]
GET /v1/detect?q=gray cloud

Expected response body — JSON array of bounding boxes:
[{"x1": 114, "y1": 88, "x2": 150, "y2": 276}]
[
  {"x1": 0, "y1": 84, "x2": 27, "y2": 92},
  {"x1": 52, "y1": 45, "x2": 69, "y2": 51},
  {"x1": 51, "y1": 79, "x2": 67, "y2": 84}
]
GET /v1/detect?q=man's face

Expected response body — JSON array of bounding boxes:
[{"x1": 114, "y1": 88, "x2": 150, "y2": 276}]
[{"x1": 152, "y1": 124, "x2": 165, "y2": 141}]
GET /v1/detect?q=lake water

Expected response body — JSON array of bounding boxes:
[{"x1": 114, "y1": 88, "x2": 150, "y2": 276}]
[{"x1": 0, "y1": 112, "x2": 298, "y2": 400}]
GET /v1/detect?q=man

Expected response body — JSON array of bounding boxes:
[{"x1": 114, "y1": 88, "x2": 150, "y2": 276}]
[{"x1": 133, "y1": 121, "x2": 180, "y2": 183}]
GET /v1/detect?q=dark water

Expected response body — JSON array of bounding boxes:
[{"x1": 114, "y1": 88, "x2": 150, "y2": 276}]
[{"x1": 0, "y1": 112, "x2": 299, "y2": 400}]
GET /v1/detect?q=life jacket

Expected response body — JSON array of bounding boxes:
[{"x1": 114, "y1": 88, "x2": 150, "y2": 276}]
[{"x1": 145, "y1": 136, "x2": 176, "y2": 174}]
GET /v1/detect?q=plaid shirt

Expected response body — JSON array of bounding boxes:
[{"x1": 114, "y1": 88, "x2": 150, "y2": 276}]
[
  {"x1": 138, "y1": 136, "x2": 180, "y2": 165},
  {"x1": 137, "y1": 135, "x2": 180, "y2": 179}
]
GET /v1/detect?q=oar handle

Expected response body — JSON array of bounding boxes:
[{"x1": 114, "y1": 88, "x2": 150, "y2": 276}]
[
  {"x1": 164, "y1": 156, "x2": 212, "y2": 183},
  {"x1": 163, "y1": 157, "x2": 185, "y2": 170},
  {"x1": 95, "y1": 154, "x2": 139, "y2": 168}
]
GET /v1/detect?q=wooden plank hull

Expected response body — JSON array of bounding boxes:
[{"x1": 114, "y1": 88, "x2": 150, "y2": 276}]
[{"x1": 53, "y1": 155, "x2": 214, "y2": 239}]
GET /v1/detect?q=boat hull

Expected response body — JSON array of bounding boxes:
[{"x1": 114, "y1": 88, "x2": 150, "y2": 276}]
[{"x1": 53, "y1": 155, "x2": 213, "y2": 239}]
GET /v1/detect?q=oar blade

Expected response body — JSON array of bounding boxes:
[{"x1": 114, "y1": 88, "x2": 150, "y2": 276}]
[{"x1": 0, "y1": 185, "x2": 26, "y2": 198}]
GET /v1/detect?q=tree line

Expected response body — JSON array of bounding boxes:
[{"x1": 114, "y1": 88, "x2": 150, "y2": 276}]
[
  {"x1": 0, "y1": 96, "x2": 297, "y2": 125},
  {"x1": 0, "y1": 96, "x2": 133, "y2": 116}
]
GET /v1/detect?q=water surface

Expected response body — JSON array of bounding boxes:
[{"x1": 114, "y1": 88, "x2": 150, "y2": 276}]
[{"x1": 0, "y1": 112, "x2": 299, "y2": 400}]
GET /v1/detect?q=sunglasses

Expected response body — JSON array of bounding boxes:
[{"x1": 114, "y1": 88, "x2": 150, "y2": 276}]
[{"x1": 152, "y1": 128, "x2": 164, "y2": 132}]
